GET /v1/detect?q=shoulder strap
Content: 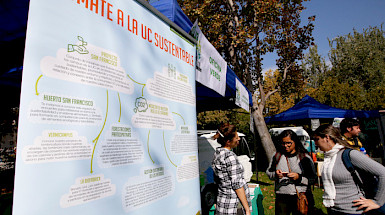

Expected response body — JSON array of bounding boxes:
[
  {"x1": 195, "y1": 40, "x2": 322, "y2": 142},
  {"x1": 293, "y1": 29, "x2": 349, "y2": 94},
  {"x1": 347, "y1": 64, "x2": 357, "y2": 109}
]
[
  {"x1": 274, "y1": 152, "x2": 282, "y2": 167},
  {"x1": 342, "y1": 148, "x2": 365, "y2": 193},
  {"x1": 285, "y1": 156, "x2": 292, "y2": 173},
  {"x1": 286, "y1": 156, "x2": 300, "y2": 197},
  {"x1": 298, "y1": 152, "x2": 306, "y2": 161},
  {"x1": 342, "y1": 148, "x2": 354, "y2": 172}
]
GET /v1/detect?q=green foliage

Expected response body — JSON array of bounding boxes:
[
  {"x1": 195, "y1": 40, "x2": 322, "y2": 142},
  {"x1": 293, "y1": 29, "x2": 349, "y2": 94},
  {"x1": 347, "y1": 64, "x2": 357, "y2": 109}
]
[
  {"x1": 329, "y1": 25, "x2": 385, "y2": 90},
  {"x1": 303, "y1": 25, "x2": 385, "y2": 110},
  {"x1": 197, "y1": 109, "x2": 255, "y2": 143},
  {"x1": 179, "y1": 0, "x2": 314, "y2": 94},
  {"x1": 301, "y1": 45, "x2": 329, "y2": 88},
  {"x1": 263, "y1": 69, "x2": 297, "y2": 116},
  {"x1": 273, "y1": 2, "x2": 315, "y2": 77},
  {"x1": 309, "y1": 76, "x2": 385, "y2": 110},
  {"x1": 310, "y1": 76, "x2": 367, "y2": 109},
  {"x1": 181, "y1": 0, "x2": 315, "y2": 159}
]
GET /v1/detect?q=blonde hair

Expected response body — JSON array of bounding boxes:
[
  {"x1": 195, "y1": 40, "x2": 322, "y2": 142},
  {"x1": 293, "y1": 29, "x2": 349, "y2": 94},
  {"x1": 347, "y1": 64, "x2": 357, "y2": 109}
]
[{"x1": 313, "y1": 124, "x2": 352, "y2": 148}]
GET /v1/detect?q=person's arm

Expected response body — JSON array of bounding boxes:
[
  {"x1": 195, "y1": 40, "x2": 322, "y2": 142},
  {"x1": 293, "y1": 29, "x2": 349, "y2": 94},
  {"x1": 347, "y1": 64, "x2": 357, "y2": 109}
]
[
  {"x1": 235, "y1": 187, "x2": 251, "y2": 215},
  {"x1": 350, "y1": 150, "x2": 385, "y2": 208},
  {"x1": 352, "y1": 197, "x2": 380, "y2": 212},
  {"x1": 294, "y1": 155, "x2": 317, "y2": 186},
  {"x1": 225, "y1": 153, "x2": 251, "y2": 213},
  {"x1": 266, "y1": 154, "x2": 278, "y2": 180}
]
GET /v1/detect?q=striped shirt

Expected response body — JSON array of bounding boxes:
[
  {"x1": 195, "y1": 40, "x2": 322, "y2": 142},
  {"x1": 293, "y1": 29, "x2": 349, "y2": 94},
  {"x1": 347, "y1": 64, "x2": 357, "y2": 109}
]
[{"x1": 329, "y1": 149, "x2": 385, "y2": 214}]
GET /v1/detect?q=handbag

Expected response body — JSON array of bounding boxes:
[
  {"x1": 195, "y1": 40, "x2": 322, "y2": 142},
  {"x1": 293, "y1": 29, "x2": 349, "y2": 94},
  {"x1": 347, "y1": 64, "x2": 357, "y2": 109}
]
[
  {"x1": 297, "y1": 191, "x2": 308, "y2": 215},
  {"x1": 286, "y1": 157, "x2": 308, "y2": 215}
]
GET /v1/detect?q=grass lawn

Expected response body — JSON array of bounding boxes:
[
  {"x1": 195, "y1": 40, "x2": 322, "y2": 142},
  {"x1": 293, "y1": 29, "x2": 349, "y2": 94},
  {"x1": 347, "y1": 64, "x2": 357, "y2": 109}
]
[{"x1": 251, "y1": 171, "x2": 327, "y2": 215}]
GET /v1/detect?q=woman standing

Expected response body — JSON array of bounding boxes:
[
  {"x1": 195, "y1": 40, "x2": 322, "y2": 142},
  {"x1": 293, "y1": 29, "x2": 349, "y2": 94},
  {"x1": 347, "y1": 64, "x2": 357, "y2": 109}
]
[
  {"x1": 266, "y1": 129, "x2": 316, "y2": 215},
  {"x1": 212, "y1": 123, "x2": 251, "y2": 215},
  {"x1": 314, "y1": 124, "x2": 385, "y2": 215}
]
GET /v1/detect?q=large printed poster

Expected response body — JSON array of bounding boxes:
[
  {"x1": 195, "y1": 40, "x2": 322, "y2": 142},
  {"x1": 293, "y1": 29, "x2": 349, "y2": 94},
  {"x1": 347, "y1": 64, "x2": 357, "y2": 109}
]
[{"x1": 13, "y1": 0, "x2": 200, "y2": 214}]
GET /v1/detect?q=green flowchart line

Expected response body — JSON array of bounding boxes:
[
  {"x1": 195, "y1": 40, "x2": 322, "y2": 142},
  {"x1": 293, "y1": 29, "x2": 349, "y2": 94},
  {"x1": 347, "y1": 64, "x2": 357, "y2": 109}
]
[
  {"x1": 90, "y1": 90, "x2": 109, "y2": 173},
  {"x1": 127, "y1": 74, "x2": 146, "y2": 96},
  {"x1": 147, "y1": 130, "x2": 155, "y2": 164},
  {"x1": 35, "y1": 74, "x2": 43, "y2": 95},
  {"x1": 172, "y1": 112, "x2": 185, "y2": 125},
  {"x1": 163, "y1": 131, "x2": 177, "y2": 167}
]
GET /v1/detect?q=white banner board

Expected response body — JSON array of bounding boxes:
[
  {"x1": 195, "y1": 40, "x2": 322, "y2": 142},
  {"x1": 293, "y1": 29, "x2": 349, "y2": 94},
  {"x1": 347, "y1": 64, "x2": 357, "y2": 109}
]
[
  {"x1": 190, "y1": 21, "x2": 227, "y2": 96},
  {"x1": 235, "y1": 78, "x2": 250, "y2": 112},
  {"x1": 311, "y1": 118, "x2": 321, "y2": 131},
  {"x1": 13, "y1": 1, "x2": 200, "y2": 214},
  {"x1": 332, "y1": 118, "x2": 344, "y2": 128}
]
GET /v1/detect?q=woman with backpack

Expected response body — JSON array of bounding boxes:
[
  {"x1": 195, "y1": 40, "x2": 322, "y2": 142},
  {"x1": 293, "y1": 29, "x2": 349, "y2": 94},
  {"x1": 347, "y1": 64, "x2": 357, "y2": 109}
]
[
  {"x1": 266, "y1": 129, "x2": 316, "y2": 215},
  {"x1": 314, "y1": 124, "x2": 385, "y2": 215}
]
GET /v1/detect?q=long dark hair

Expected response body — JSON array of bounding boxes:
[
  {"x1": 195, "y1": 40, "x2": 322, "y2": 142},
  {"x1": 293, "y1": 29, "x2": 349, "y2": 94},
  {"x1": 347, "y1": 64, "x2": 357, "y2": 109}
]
[
  {"x1": 212, "y1": 122, "x2": 237, "y2": 146},
  {"x1": 278, "y1": 129, "x2": 309, "y2": 155}
]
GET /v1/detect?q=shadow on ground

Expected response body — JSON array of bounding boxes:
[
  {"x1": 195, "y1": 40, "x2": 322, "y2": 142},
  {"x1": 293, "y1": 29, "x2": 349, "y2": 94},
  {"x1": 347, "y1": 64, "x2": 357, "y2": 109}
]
[{"x1": 313, "y1": 208, "x2": 327, "y2": 215}]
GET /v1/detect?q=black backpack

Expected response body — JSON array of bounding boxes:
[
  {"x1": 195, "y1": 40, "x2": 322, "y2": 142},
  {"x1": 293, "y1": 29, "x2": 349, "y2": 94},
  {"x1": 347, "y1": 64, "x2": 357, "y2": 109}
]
[{"x1": 341, "y1": 148, "x2": 379, "y2": 199}]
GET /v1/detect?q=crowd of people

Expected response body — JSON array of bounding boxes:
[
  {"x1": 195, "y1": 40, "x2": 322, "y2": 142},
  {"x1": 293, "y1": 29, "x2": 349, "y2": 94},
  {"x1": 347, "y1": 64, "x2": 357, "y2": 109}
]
[{"x1": 211, "y1": 119, "x2": 385, "y2": 215}]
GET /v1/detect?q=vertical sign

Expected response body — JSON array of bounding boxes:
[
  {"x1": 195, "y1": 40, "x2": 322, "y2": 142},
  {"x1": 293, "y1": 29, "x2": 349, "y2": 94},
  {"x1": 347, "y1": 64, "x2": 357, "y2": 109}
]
[
  {"x1": 332, "y1": 118, "x2": 343, "y2": 128},
  {"x1": 190, "y1": 21, "x2": 227, "y2": 96},
  {"x1": 311, "y1": 118, "x2": 321, "y2": 131},
  {"x1": 235, "y1": 79, "x2": 250, "y2": 112},
  {"x1": 13, "y1": 0, "x2": 200, "y2": 214}
]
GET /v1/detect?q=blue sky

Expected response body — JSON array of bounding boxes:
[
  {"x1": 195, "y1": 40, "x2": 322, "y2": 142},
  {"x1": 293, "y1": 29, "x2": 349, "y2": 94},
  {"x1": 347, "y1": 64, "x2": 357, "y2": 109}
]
[{"x1": 262, "y1": 0, "x2": 385, "y2": 72}]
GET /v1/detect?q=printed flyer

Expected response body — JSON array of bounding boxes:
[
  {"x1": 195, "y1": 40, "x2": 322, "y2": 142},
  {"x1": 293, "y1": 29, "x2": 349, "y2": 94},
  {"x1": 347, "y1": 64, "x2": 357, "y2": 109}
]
[{"x1": 13, "y1": 0, "x2": 200, "y2": 214}]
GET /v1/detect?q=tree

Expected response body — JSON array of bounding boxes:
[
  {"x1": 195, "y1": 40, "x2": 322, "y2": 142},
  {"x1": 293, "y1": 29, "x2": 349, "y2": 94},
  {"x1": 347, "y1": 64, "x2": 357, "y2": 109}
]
[
  {"x1": 309, "y1": 77, "x2": 367, "y2": 110},
  {"x1": 263, "y1": 69, "x2": 297, "y2": 117},
  {"x1": 308, "y1": 76, "x2": 385, "y2": 110},
  {"x1": 329, "y1": 25, "x2": 385, "y2": 91},
  {"x1": 301, "y1": 44, "x2": 329, "y2": 88},
  {"x1": 180, "y1": 0, "x2": 315, "y2": 161},
  {"x1": 196, "y1": 109, "x2": 254, "y2": 143},
  {"x1": 243, "y1": 0, "x2": 314, "y2": 161},
  {"x1": 305, "y1": 25, "x2": 385, "y2": 110}
]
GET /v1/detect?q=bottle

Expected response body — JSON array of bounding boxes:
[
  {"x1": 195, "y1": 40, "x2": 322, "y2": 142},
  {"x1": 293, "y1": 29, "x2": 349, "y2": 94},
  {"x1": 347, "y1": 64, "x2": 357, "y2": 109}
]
[{"x1": 359, "y1": 147, "x2": 367, "y2": 155}]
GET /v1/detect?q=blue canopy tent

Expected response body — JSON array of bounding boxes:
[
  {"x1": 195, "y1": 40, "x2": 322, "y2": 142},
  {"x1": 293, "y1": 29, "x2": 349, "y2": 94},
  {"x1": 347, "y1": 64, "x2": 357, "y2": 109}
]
[
  {"x1": 265, "y1": 95, "x2": 380, "y2": 124},
  {"x1": 0, "y1": 0, "x2": 253, "y2": 112}
]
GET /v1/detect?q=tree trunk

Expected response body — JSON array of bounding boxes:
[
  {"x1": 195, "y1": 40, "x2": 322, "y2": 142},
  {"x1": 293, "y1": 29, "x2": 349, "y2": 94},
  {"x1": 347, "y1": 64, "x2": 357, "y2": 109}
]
[
  {"x1": 252, "y1": 109, "x2": 276, "y2": 162},
  {"x1": 225, "y1": 0, "x2": 239, "y2": 68},
  {"x1": 252, "y1": 93, "x2": 276, "y2": 162}
]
